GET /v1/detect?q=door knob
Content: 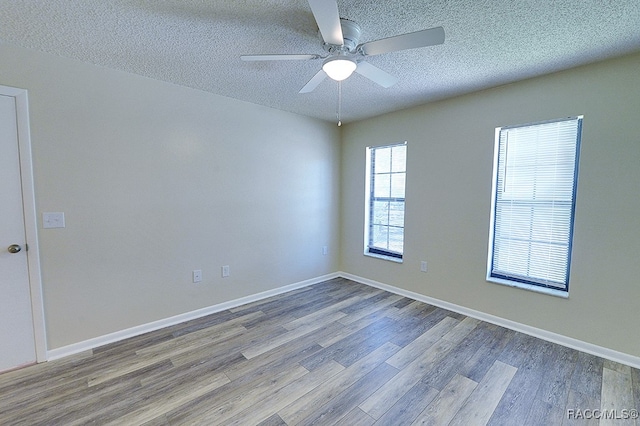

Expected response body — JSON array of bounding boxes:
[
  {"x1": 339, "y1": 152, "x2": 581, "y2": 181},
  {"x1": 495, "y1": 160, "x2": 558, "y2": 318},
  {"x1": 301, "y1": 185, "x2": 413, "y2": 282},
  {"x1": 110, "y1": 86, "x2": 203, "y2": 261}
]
[{"x1": 7, "y1": 244, "x2": 22, "y2": 254}]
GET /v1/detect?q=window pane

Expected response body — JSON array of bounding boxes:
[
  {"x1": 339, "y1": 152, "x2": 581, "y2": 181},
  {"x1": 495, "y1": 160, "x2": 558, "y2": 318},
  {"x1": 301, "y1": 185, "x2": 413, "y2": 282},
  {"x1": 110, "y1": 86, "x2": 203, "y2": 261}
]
[
  {"x1": 530, "y1": 204, "x2": 572, "y2": 244},
  {"x1": 493, "y1": 238, "x2": 530, "y2": 277},
  {"x1": 374, "y1": 174, "x2": 390, "y2": 198},
  {"x1": 390, "y1": 173, "x2": 405, "y2": 198},
  {"x1": 388, "y1": 227, "x2": 404, "y2": 253},
  {"x1": 372, "y1": 201, "x2": 390, "y2": 225},
  {"x1": 528, "y1": 242, "x2": 569, "y2": 287},
  {"x1": 389, "y1": 202, "x2": 404, "y2": 227},
  {"x1": 494, "y1": 203, "x2": 532, "y2": 241},
  {"x1": 374, "y1": 147, "x2": 391, "y2": 173},
  {"x1": 391, "y1": 145, "x2": 406, "y2": 172},
  {"x1": 371, "y1": 225, "x2": 389, "y2": 249}
]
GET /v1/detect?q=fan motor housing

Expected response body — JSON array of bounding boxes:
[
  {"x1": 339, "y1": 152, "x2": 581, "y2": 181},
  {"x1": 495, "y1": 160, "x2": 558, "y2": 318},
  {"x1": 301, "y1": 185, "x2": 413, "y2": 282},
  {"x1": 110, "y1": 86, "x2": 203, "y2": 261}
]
[
  {"x1": 321, "y1": 18, "x2": 361, "y2": 53},
  {"x1": 340, "y1": 19, "x2": 361, "y2": 51}
]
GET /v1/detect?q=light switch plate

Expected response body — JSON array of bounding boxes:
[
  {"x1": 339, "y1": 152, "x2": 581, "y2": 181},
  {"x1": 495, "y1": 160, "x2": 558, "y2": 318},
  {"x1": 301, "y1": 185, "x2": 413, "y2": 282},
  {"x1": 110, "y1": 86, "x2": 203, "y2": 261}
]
[{"x1": 43, "y1": 212, "x2": 65, "y2": 229}]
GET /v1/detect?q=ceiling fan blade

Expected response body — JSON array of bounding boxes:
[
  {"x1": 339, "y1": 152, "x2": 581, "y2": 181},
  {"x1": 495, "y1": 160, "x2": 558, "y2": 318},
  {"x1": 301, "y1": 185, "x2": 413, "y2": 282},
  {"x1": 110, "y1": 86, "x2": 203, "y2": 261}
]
[
  {"x1": 241, "y1": 54, "x2": 320, "y2": 61},
  {"x1": 299, "y1": 70, "x2": 327, "y2": 93},
  {"x1": 355, "y1": 61, "x2": 398, "y2": 88},
  {"x1": 360, "y1": 26, "x2": 445, "y2": 56},
  {"x1": 307, "y1": 0, "x2": 343, "y2": 45}
]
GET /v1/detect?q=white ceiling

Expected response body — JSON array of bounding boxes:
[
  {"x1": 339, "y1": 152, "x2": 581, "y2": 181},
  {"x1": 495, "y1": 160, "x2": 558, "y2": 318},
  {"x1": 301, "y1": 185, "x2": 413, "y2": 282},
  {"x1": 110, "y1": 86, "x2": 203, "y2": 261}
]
[{"x1": 1, "y1": 0, "x2": 639, "y2": 123}]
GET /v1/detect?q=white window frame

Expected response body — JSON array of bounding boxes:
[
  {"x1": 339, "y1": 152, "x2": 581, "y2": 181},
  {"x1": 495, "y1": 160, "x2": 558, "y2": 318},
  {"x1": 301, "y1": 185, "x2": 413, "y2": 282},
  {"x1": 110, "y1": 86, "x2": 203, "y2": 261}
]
[
  {"x1": 487, "y1": 116, "x2": 582, "y2": 297},
  {"x1": 364, "y1": 142, "x2": 407, "y2": 262}
]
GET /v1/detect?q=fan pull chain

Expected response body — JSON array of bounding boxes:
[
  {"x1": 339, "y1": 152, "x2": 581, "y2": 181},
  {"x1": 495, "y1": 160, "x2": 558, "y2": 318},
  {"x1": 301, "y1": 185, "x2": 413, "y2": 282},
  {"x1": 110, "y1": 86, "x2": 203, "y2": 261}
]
[{"x1": 337, "y1": 81, "x2": 342, "y2": 127}]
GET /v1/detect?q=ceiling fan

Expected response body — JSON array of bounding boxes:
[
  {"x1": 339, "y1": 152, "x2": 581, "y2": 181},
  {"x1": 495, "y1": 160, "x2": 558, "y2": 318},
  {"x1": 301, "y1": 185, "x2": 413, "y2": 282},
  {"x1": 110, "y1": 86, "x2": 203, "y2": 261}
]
[{"x1": 240, "y1": 0, "x2": 445, "y2": 93}]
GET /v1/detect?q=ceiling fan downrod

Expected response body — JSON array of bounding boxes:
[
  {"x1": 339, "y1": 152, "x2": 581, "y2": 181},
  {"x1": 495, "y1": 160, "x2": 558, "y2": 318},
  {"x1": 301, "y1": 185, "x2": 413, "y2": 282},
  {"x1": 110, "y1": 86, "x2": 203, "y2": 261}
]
[{"x1": 337, "y1": 80, "x2": 342, "y2": 126}]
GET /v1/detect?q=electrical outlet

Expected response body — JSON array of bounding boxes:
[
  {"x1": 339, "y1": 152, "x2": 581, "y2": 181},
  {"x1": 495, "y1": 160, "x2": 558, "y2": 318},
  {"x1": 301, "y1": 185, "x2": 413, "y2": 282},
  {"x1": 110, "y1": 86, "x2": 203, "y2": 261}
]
[
  {"x1": 193, "y1": 269, "x2": 202, "y2": 283},
  {"x1": 322, "y1": 246, "x2": 328, "y2": 255},
  {"x1": 222, "y1": 265, "x2": 230, "y2": 278},
  {"x1": 420, "y1": 261, "x2": 428, "y2": 272}
]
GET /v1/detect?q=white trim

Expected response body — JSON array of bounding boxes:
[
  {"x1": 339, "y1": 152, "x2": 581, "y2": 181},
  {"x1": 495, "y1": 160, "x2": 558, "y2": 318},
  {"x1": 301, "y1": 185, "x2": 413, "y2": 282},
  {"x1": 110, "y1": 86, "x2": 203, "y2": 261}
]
[
  {"x1": 47, "y1": 272, "x2": 339, "y2": 361},
  {"x1": 45, "y1": 270, "x2": 640, "y2": 369},
  {"x1": 364, "y1": 251, "x2": 403, "y2": 263},
  {"x1": 0, "y1": 85, "x2": 48, "y2": 363},
  {"x1": 338, "y1": 272, "x2": 640, "y2": 369},
  {"x1": 486, "y1": 276, "x2": 568, "y2": 299}
]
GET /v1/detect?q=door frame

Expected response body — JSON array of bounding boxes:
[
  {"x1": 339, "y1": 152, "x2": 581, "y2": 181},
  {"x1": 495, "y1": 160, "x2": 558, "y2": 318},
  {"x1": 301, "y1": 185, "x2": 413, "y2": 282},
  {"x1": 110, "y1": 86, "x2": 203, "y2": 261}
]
[{"x1": 1, "y1": 84, "x2": 47, "y2": 363}]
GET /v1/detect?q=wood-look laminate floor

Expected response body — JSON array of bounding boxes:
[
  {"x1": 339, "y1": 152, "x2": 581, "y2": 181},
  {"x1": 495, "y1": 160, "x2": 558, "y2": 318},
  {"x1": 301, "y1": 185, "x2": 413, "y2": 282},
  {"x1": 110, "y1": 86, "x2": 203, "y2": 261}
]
[{"x1": 1, "y1": 278, "x2": 638, "y2": 425}]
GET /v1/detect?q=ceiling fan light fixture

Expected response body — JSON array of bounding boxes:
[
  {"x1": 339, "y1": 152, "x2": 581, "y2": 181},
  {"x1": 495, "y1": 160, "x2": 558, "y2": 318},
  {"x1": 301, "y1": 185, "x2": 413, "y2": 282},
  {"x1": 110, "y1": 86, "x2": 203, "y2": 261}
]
[{"x1": 322, "y1": 56, "x2": 357, "y2": 81}]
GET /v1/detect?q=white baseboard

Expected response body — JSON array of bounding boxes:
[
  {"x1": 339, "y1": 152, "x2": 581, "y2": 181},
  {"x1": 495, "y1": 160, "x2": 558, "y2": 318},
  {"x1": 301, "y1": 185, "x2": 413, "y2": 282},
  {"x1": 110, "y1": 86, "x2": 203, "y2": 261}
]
[
  {"x1": 338, "y1": 272, "x2": 640, "y2": 369},
  {"x1": 47, "y1": 270, "x2": 640, "y2": 369},
  {"x1": 47, "y1": 272, "x2": 340, "y2": 361}
]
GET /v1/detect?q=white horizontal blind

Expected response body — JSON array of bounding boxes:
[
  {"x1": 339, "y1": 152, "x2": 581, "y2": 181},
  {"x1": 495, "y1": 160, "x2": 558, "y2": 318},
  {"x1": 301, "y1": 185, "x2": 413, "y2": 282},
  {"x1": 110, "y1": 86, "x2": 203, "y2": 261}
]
[
  {"x1": 490, "y1": 117, "x2": 582, "y2": 290},
  {"x1": 367, "y1": 143, "x2": 406, "y2": 258}
]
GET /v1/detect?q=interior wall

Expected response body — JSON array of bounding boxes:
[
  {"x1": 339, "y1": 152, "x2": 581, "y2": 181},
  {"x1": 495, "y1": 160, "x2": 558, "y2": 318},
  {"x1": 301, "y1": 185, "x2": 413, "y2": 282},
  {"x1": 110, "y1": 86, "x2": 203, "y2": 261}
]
[
  {"x1": 0, "y1": 43, "x2": 340, "y2": 350},
  {"x1": 340, "y1": 52, "x2": 640, "y2": 358}
]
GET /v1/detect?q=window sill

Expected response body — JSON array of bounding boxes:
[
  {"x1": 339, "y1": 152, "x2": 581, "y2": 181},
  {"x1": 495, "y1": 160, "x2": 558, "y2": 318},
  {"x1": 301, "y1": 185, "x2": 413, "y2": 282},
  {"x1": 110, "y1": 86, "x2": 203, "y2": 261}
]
[
  {"x1": 364, "y1": 251, "x2": 403, "y2": 263},
  {"x1": 487, "y1": 277, "x2": 568, "y2": 298}
]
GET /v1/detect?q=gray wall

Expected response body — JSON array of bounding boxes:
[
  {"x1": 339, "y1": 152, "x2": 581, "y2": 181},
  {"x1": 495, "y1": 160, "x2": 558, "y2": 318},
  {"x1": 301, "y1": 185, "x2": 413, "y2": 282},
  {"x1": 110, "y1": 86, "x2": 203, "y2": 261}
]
[
  {"x1": 340, "y1": 52, "x2": 640, "y2": 358},
  {"x1": 0, "y1": 43, "x2": 340, "y2": 349}
]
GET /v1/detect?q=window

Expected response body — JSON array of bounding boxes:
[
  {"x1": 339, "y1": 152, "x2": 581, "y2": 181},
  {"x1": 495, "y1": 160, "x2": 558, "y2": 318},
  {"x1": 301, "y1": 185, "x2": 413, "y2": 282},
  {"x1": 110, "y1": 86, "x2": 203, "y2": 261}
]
[
  {"x1": 365, "y1": 142, "x2": 407, "y2": 261},
  {"x1": 487, "y1": 117, "x2": 582, "y2": 294}
]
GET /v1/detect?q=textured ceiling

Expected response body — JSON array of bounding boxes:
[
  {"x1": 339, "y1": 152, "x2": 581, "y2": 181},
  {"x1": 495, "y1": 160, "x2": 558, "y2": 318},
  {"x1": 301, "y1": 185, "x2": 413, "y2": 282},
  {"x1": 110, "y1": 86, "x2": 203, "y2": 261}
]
[{"x1": 1, "y1": 0, "x2": 639, "y2": 123}]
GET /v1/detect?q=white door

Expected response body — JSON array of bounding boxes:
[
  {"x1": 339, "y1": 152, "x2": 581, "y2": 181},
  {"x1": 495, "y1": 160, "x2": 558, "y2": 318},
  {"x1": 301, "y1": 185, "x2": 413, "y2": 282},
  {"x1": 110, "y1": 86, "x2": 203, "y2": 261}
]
[{"x1": 0, "y1": 93, "x2": 36, "y2": 372}]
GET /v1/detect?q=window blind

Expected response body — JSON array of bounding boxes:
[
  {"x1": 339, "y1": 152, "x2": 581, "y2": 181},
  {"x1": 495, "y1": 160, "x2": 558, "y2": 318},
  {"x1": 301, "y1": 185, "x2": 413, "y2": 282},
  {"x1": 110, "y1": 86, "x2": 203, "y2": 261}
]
[{"x1": 489, "y1": 117, "x2": 582, "y2": 291}]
